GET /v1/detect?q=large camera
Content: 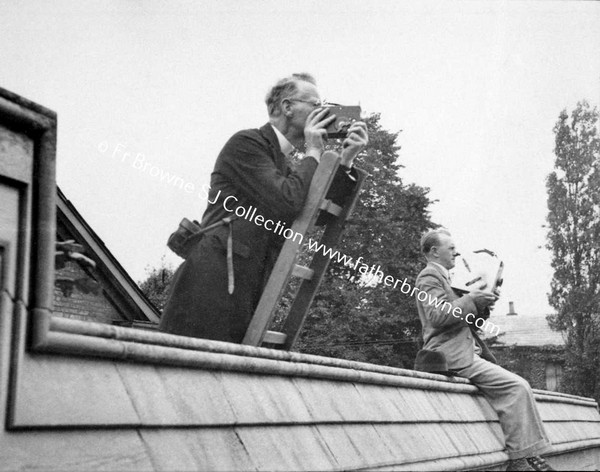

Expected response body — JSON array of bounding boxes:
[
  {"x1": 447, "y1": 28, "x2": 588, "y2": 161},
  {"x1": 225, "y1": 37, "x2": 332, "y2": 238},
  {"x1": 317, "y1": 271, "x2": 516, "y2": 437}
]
[
  {"x1": 450, "y1": 249, "x2": 504, "y2": 295},
  {"x1": 324, "y1": 105, "x2": 362, "y2": 139},
  {"x1": 451, "y1": 249, "x2": 504, "y2": 324}
]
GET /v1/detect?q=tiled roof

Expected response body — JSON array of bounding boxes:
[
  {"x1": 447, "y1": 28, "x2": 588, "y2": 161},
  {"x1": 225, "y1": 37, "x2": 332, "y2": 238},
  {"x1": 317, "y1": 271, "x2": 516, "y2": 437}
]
[{"x1": 484, "y1": 313, "x2": 565, "y2": 347}]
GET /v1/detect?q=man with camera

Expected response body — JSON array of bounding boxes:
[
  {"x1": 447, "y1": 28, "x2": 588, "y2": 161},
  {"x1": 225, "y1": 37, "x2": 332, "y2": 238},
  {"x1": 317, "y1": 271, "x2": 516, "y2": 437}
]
[
  {"x1": 159, "y1": 73, "x2": 368, "y2": 344},
  {"x1": 414, "y1": 229, "x2": 554, "y2": 471}
]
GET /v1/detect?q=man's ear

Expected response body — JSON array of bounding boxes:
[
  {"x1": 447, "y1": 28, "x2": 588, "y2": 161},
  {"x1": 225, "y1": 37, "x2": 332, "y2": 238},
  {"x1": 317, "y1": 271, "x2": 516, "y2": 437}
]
[{"x1": 281, "y1": 99, "x2": 293, "y2": 118}]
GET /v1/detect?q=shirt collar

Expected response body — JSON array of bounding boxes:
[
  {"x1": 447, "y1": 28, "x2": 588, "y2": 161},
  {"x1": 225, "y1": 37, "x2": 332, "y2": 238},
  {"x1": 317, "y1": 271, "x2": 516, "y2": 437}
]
[
  {"x1": 430, "y1": 261, "x2": 450, "y2": 281},
  {"x1": 271, "y1": 124, "x2": 294, "y2": 157}
]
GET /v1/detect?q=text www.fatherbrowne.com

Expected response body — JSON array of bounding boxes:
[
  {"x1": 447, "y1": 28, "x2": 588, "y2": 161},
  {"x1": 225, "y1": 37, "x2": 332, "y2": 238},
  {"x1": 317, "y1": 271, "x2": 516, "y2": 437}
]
[
  {"x1": 96, "y1": 140, "x2": 500, "y2": 336},
  {"x1": 217, "y1": 192, "x2": 500, "y2": 337}
]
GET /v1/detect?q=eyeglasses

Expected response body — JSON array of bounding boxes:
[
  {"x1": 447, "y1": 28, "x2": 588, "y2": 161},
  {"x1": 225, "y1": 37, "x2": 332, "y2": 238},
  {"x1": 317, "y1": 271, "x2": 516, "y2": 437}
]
[{"x1": 286, "y1": 98, "x2": 327, "y2": 108}]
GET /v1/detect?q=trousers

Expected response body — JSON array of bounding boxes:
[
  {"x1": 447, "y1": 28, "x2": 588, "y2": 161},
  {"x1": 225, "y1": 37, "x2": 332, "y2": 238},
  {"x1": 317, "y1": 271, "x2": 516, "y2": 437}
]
[{"x1": 456, "y1": 355, "x2": 552, "y2": 460}]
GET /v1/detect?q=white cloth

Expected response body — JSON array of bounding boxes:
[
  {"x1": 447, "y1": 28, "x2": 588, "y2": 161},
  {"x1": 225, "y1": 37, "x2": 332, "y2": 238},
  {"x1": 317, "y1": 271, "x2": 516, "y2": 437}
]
[{"x1": 271, "y1": 124, "x2": 294, "y2": 157}]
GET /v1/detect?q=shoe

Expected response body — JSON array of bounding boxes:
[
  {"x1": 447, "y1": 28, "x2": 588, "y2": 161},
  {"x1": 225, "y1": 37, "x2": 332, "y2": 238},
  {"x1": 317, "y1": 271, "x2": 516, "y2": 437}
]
[
  {"x1": 526, "y1": 456, "x2": 555, "y2": 471},
  {"x1": 506, "y1": 458, "x2": 535, "y2": 471}
]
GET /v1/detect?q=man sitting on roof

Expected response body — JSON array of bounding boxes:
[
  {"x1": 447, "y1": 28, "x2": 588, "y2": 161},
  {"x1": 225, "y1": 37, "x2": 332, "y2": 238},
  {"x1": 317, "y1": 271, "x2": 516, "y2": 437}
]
[{"x1": 414, "y1": 229, "x2": 554, "y2": 472}]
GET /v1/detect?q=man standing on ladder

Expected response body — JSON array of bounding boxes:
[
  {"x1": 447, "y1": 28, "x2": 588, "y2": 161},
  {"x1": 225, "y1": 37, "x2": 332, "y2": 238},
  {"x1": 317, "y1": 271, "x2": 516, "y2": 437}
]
[{"x1": 159, "y1": 73, "x2": 368, "y2": 343}]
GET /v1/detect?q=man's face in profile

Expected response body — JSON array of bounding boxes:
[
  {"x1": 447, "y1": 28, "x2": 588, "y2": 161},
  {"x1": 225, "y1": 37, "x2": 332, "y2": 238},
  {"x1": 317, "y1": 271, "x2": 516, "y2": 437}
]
[
  {"x1": 436, "y1": 234, "x2": 459, "y2": 270},
  {"x1": 286, "y1": 81, "x2": 322, "y2": 139}
]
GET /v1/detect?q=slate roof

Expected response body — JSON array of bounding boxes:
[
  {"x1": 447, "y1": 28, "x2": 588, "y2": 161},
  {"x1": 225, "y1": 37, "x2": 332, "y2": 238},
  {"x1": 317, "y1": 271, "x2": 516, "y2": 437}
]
[{"x1": 484, "y1": 313, "x2": 565, "y2": 347}]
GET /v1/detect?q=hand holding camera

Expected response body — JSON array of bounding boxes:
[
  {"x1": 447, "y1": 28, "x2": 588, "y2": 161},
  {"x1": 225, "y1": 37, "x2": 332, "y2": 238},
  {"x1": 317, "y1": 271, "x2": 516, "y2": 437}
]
[
  {"x1": 304, "y1": 104, "x2": 368, "y2": 166},
  {"x1": 469, "y1": 284, "x2": 499, "y2": 310},
  {"x1": 340, "y1": 121, "x2": 369, "y2": 167},
  {"x1": 467, "y1": 287, "x2": 498, "y2": 328},
  {"x1": 320, "y1": 104, "x2": 368, "y2": 167},
  {"x1": 304, "y1": 107, "x2": 335, "y2": 155}
]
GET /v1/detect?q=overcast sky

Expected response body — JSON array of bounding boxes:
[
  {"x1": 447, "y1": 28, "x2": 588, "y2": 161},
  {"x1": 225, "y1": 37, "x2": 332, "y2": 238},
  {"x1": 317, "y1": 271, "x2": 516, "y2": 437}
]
[{"x1": 2, "y1": 0, "x2": 599, "y2": 316}]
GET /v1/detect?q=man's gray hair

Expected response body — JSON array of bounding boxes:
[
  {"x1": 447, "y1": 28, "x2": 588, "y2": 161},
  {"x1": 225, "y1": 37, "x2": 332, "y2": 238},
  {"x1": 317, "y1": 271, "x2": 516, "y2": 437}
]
[
  {"x1": 265, "y1": 73, "x2": 316, "y2": 116},
  {"x1": 420, "y1": 228, "x2": 451, "y2": 255}
]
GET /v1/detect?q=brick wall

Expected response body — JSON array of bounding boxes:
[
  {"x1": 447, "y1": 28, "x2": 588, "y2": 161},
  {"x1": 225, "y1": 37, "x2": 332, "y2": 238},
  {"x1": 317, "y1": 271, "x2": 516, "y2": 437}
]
[
  {"x1": 53, "y1": 261, "x2": 125, "y2": 324},
  {"x1": 491, "y1": 345, "x2": 565, "y2": 391}
]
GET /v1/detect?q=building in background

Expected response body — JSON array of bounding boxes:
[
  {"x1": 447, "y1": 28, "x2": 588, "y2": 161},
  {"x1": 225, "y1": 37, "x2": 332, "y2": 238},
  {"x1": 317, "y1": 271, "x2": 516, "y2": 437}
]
[
  {"x1": 54, "y1": 187, "x2": 160, "y2": 329},
  {"x1": 485, "y1": 302, "x2": 565, "y2": 392}
]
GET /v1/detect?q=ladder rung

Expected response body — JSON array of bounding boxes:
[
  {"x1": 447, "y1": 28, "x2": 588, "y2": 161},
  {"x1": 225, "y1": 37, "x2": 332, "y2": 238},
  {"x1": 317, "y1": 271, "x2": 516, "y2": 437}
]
[
  {"x1": 263, "y1": 330, "x2": 287, "y2": 345},
  {"x1": 319, "y1": 199, "x2": 343, "y2": 217},
  {"x1": 292, "y1": 265, "x2": 314, "y2": 280}
]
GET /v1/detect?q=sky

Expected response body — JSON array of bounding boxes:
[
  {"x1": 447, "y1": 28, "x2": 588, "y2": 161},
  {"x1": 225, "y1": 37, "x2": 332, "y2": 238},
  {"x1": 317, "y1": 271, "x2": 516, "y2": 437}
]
[{"x1": 1, "y1": 0, "x2": 599, "y2": 317}]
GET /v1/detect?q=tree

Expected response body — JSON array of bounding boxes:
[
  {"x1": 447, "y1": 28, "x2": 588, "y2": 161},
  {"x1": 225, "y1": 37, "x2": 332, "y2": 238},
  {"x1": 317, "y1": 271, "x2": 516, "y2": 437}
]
[
  {"x1": 292, "y1": 114, "x2": 436, "y2": 368},
  {"x1": 138, "y1": 258, "x2": 175, "y2": 312},
  {"x1": 546, "y1": 100, "x2": 600, "y2": 402}
]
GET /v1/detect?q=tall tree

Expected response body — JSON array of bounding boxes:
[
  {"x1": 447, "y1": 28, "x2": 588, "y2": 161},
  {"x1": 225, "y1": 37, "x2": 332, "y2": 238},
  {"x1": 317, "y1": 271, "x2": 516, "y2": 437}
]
[
  {"x1": 293, "y1": 114, "x2": 436, "y2": 367},
  {"x1": 546, "y1": 100, "x2": 600, "y2": 402}
]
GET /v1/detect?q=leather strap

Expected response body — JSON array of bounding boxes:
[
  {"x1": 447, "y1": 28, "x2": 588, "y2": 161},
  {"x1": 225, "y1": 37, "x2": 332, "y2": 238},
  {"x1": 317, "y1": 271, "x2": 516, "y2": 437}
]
[
  {"x1": 183, "y1": 215, "x2": 237, "y2": 294},
  {"x1": 471, "y1": 327, "x2": 498, "y2": 364},
  {"x1": 226, "y1": 218, "x2": 235, "y2": 294}
]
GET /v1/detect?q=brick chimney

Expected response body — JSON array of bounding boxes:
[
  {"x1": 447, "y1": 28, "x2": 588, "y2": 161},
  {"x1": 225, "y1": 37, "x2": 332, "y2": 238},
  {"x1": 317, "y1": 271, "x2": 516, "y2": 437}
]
[{"x1": 507, "y1": 301, "x2": 518, "y2": 316}]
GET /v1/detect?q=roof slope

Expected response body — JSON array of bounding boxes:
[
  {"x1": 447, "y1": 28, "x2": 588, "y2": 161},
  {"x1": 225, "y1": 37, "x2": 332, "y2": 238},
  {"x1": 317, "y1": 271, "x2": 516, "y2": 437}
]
[
  {"x1": 485, "y1": 313, "x2": 565, "y2": 347},
  {"x1": 56, "y1": 187, "x2": 160, "y2": 323},
  {"x1": 12, "y1": 319, "x2": 600, "y2": 471}
]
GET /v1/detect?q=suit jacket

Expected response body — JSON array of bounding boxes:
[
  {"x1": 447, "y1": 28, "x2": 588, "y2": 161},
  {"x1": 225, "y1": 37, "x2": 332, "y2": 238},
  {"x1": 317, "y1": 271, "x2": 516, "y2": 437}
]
[
  {"x1": 415, "y1": 262, "x2": 495, "y2": 370},
  {"x1": 160, "y1": 123, "x2": 356, "y2": 342},
  {"x1": 200, "y1": 123, "x2": 355, "y2": 259}
]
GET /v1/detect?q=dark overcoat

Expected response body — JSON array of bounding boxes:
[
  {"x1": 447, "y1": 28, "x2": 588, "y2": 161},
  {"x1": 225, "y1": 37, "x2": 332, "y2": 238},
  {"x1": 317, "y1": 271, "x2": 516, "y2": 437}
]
[{"x1": 159, "y1": 123, "x2": 355, "y2": 342}]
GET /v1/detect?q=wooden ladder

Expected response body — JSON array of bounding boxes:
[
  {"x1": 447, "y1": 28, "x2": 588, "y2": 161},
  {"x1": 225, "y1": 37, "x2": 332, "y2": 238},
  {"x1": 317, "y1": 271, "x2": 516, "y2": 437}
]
[{"x1": 242, "y1": 151, "x2": 367, "y2": 350}]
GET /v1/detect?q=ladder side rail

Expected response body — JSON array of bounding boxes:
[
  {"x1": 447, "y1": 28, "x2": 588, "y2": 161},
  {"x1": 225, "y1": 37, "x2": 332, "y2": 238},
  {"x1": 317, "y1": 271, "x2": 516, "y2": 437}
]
[
  {"x1": 281, "y1": 168, "x2": 367, "y2": 350},
  {"x1": 241, "y1": 151, "x2": 341, "y2": 346}
]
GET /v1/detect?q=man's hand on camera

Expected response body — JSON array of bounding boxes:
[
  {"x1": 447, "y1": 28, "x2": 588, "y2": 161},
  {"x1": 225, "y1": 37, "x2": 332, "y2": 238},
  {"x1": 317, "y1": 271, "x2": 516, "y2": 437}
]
[
  {"x1": 468, "y1": 289, "x2": 499, "y2": 310},
  {"x1": 340, "y1": 121, "x2": 369, "y2": 167},
  {"x1": 487, "y1": 288, "x2": 501, "y2": 312},
  {"x1": 304, "y1": 108, "x2": 335, "y2": 160}
]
